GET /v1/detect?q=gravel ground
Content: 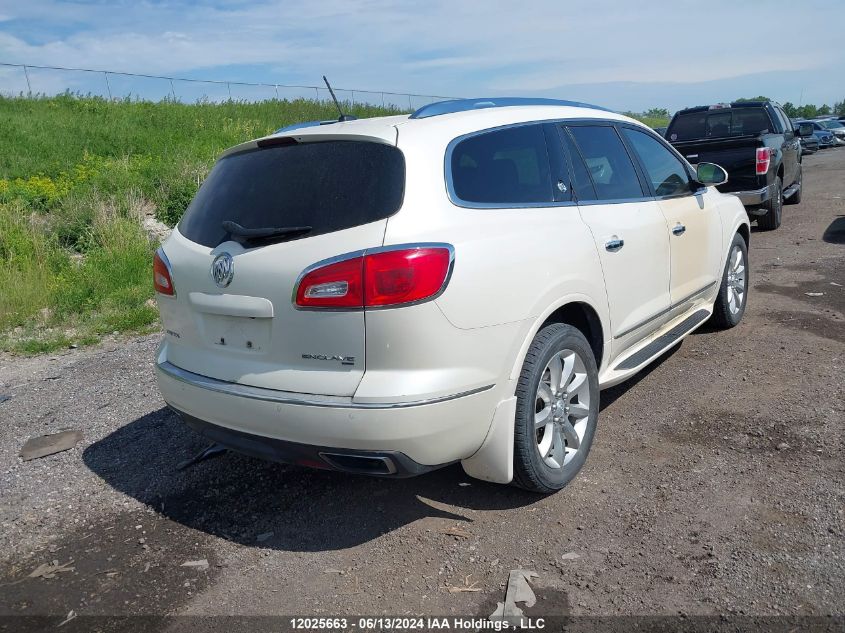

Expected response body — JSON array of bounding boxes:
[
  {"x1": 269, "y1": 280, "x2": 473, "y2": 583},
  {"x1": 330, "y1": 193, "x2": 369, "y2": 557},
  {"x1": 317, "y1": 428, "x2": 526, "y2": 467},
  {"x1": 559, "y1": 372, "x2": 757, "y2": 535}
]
[{"x1": 1, "y1": 149, "x2": 843, "y2": 632}]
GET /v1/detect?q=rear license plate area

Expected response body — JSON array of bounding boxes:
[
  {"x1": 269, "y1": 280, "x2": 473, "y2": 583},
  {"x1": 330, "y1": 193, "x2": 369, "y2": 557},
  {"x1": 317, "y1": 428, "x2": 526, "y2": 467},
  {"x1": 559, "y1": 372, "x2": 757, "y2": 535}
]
[{"x1": 200, "y1": 315, "x2": 271, "y2": 352}]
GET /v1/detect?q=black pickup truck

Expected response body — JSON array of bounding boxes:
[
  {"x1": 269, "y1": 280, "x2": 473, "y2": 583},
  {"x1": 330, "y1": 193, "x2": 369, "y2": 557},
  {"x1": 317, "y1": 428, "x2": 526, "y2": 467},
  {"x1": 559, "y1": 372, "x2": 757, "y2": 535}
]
[{"x1": 665, "y1": 101, "x2": 813, "y2": 230}]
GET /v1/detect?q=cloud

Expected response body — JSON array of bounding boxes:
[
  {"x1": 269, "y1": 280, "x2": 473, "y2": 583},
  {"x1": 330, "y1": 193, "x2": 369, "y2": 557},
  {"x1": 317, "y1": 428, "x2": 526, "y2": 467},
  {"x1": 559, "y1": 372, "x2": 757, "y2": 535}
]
[{"x1": 0, "y1": 0, "x2": 842, "y2": 108}]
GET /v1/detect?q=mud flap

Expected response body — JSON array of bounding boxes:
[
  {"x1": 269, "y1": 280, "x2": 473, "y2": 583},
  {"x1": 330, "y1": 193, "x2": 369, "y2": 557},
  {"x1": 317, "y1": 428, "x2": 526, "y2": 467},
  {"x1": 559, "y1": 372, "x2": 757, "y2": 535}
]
[{"x1": 460, "y1": 394, "x2": 517, "y2": 484}]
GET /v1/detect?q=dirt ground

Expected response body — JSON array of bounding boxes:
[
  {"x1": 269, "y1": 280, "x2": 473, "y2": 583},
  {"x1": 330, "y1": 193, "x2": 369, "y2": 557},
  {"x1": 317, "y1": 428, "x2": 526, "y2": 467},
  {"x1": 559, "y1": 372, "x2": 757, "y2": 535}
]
[{"x1": 1, "y1": 149, "x2": 843, "y2": 633}]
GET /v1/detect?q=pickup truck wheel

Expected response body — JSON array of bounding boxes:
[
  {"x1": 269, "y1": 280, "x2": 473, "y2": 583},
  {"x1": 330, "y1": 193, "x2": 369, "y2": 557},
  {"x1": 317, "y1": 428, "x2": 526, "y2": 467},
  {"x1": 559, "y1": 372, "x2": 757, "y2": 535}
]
[
  {"x1": 512, "y1": 324, "x2": 599, "y2": 494},
  {"x1": 711, "y1": 233, "x2": 749, "y2": 329},
  {"x1": 757, "y1": 176, "x2": 783, "y2": 230},
  {"x1": 785, "y1": 168, "x2": 802, "y2": 205}
]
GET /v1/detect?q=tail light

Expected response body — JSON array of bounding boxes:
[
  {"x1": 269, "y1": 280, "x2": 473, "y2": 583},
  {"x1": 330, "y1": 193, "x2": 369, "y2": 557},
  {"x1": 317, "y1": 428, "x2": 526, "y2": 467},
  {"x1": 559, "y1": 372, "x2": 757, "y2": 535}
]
[
  {"x1": 755, "y1": 147, "x2": 772, "y2": 175},
  {"x1": 295, "y1": 256, "x2": 364, "y2": 309},
  {"x1": 153, "y1": 248, "x2": 175, "y2": 296},
  {"x1": 295, "y1": 244, "x2": 453, "y2": 309}
]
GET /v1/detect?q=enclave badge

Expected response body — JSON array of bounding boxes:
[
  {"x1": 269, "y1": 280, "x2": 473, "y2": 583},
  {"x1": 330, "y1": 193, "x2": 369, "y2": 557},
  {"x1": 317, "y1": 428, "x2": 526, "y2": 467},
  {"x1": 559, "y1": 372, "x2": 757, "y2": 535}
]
[
  {"x1": 211, "y1": 253, "x2": 234, "y2": 288},
  {"x1": 302, "y1": 353, "x2": 356, "y2": 366}
]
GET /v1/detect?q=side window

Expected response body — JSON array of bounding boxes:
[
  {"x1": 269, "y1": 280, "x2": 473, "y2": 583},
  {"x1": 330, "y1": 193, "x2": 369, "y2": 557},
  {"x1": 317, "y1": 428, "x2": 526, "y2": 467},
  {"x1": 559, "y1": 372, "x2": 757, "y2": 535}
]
[
  {"x1": 566, "y1": 125, "x2": 644, "y2": 201},
  {"x1": 777, "y1": 108, "x2": 793, "y2": 135},
  {"x1": 558, "y1": 127, "x2": 597, "y2": 201},
  {"x1": 621, "y1": 127, "x2": 693, "y2": 197},
  {"x1": 772, "y1": 108, "x2": 783, "y2": 133},
  {"x1": 450, "y1": 124, "x2": 553, "y2": 204}
]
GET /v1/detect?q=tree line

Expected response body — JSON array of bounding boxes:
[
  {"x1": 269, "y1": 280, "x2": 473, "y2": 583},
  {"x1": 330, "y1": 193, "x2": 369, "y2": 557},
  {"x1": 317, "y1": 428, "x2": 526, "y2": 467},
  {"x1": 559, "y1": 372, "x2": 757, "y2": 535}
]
[{"x1": 638, "y1": 98, "x2": 845, "y2": 121}]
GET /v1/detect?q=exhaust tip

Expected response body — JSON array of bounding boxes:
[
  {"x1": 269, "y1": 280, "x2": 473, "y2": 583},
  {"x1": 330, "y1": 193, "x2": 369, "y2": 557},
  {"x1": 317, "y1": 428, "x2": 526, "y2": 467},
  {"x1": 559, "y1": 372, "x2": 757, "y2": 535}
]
[{"x1": 318, "y1": 452, "x2": 398, "y2": 475}]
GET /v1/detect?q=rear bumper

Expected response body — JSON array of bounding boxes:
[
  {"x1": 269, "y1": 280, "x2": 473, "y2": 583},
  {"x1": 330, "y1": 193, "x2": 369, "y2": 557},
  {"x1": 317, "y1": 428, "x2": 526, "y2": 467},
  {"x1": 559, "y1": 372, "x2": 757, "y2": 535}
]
[
  {"x1": 171, "y1": 408, "x2": 443, "y2": 476},
  {"x1": 156, "y1": 359, "x2": 499, "y2": 468},
  {"x1": 733, "y1": 186, "x2": 771, "y2": 207}
]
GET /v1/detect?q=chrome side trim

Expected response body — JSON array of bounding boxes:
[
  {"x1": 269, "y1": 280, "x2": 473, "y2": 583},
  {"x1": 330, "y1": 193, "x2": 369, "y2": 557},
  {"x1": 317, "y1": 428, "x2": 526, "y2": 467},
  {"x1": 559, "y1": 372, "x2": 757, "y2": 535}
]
[
  {"x1": 157, "y1": 360, "x2": 493, "y2": 409},
  {"x1": 573, "y1": 196, "x2": 656, "y2": 206},
  {"x1": 614, "y1": 308, "x2": 711, "y2": 371},
  {"x1": 614, "y1": 281, "x2": 716, "y2": 340}
]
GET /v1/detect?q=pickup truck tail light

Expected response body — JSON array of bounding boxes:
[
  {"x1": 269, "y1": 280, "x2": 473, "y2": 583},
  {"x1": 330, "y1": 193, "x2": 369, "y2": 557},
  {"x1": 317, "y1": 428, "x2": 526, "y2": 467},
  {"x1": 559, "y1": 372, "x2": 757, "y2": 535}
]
[
  {"x1": 295, "y1": 245, "x2": 453, "y2": 309},
  {"x1": 755, "y1": 147, "x2": 773, "y2": 175},
  {"x1": 153, "y1": 248, "x2": 175, "y2": 296}
]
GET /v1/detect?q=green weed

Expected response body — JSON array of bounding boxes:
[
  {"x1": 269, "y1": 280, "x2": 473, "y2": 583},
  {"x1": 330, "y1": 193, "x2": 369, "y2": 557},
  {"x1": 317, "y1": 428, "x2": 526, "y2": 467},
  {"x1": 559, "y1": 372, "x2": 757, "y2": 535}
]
[{"x1": 0, "y1": 94, "x2": 403, "y2": 353}]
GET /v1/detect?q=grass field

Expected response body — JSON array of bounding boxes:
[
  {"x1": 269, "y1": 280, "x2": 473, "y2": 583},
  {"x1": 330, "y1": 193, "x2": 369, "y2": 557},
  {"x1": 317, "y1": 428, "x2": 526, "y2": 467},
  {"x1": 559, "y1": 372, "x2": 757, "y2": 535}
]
[
  {"x1": 0, "y1": 94, "x2": 400, "y2": 353},
  {"x1": 0, "y1": 94, "x2": 668, "y2": 354},
  {"x1": 630, "y1": 115, "x2": 670, "y2": 129}
]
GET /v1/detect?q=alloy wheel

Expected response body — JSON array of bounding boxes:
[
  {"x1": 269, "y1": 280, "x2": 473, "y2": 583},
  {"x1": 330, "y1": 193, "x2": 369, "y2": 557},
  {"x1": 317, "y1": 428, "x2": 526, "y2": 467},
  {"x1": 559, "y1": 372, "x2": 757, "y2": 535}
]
[
  {"x1": 534, "y1": 349, "x2": 591, "y2": 469},
  {"x1": 726, "y1": 245, "x2": 746, "y2": 315}
]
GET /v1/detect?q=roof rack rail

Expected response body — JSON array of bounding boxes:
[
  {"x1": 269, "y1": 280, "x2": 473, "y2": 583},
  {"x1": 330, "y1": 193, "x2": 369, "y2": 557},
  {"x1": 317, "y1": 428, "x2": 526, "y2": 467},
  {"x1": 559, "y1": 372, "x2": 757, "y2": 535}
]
[{"x1": 409, "y1": 97, "x2": 613, "y2": 120}]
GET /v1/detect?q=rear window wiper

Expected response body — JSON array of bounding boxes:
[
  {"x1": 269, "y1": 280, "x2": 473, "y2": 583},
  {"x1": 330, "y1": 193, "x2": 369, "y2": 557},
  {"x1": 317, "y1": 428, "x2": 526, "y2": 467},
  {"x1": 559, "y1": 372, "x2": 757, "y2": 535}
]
[{"x1": 222, "y1": 221, "x2": 312, "y2": 244}]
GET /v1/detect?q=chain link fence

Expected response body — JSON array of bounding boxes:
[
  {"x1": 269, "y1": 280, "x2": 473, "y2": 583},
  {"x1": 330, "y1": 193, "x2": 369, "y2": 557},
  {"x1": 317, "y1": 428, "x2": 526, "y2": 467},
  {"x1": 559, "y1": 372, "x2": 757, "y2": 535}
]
[{"x1": 0, "y1": 62, "x2": 455, "y2": 110}]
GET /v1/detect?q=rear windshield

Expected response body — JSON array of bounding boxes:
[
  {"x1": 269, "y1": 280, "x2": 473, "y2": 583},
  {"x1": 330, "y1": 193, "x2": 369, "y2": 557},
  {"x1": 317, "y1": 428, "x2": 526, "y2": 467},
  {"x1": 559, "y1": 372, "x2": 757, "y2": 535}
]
[
  {"x1": 178, "y1": 140, "x2": 405, "y2": 248},
  {"x1": 668, "y1": 107, "x2": 772, "y2": 141}
]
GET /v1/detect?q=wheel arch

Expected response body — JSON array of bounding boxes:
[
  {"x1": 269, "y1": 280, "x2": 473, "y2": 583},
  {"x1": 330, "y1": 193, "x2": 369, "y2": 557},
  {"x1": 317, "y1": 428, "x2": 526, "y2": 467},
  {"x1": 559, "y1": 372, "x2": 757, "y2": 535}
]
[
  {"x1": 736, "y1": 222, "x2": 750, "y2": 248},
  {"x1": 509, "y1": 297, "x2": 608, "y2": 382},
  {"x1": 463, "y1": 295, "x2": 607, "y2": 486},
  {"x1": 540, "y1": 302, "x2": 604, "y2": 370}
]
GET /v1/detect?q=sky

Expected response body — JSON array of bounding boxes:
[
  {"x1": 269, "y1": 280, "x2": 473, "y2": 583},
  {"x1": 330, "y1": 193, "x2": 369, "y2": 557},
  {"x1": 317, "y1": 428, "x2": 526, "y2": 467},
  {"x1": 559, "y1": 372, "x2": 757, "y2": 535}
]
[{"x1": 0, "y1": 0, "x2": 843, "y2": 113}]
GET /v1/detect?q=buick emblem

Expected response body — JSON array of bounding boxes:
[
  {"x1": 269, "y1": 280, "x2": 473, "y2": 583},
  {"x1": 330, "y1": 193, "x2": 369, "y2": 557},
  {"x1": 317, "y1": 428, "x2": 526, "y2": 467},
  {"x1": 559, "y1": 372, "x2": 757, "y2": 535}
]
[{"x1": 211, "y1": 253, "x2": 234, "y2": 288}]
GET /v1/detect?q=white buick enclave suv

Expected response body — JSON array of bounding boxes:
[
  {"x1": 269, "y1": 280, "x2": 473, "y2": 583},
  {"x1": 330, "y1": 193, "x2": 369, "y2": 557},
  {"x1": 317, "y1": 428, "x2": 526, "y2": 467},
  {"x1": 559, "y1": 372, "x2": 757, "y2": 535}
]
[{"x1": 154, "y1": 98, "x2": 750, "y2": 493}]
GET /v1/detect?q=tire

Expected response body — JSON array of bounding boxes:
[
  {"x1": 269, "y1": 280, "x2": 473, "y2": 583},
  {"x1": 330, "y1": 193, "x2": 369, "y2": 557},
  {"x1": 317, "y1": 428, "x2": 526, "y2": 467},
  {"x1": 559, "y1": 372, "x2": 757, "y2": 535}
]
[
  {"x1": 757, "y1": 176, "x2": 782, "y2": 230},
  {"x1": 711, "y1": 233, "x2": 749, "y2": 329},
  {"x1": 512, "y1": 324, "x2": 599, "y2": 494},
  {"x1": 785, "y1": 167, "x2": 802, "y2": 205}
]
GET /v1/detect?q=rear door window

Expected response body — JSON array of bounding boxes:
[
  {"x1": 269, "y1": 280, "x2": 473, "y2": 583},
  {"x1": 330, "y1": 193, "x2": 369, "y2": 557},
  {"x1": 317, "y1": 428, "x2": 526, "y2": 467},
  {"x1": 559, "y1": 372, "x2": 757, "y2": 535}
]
[
  {"x1": 178, "y1": 140, "x2": 405, "y2": 248},
  {"x1": 450, "y1": 124, "x2": 553, "y2": 205},
  {"x1": 557, "y1": 127, "x2": 597, "y2": 201},
  {"x1": 566, "y1": 125, "x2": 645, "y2": 201},
  {"x1": 621, "y1": 127, "x2": 693, "y2": 197}
]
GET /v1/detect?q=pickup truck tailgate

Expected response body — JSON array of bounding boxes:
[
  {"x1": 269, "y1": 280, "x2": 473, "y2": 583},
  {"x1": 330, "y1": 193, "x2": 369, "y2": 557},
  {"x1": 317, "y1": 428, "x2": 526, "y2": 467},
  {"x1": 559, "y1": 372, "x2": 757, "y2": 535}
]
[{"x1": 672, "y1": 136, "x2": 762, "y2": 193}]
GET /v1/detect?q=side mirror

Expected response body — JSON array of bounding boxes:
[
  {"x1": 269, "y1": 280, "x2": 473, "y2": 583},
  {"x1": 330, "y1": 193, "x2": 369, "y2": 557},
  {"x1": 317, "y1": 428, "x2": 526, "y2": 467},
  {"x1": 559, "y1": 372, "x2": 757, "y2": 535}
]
[
  {"x1": 796, "y1": 123, "x2": 814, "y2": 137},
  {"x1": 696, "y1": 162, "x2": 728, "y2": 187}
]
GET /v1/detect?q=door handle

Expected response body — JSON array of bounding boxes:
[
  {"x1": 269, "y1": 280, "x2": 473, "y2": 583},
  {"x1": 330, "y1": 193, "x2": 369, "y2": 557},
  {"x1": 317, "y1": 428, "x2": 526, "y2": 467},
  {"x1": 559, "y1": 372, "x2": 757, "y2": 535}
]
[
  {"x1": 672, "y1": 223, "x2": 686, "y2": 236},
  {"x1": 605, "y1": 238, "x2": 624, "y2": 252}
]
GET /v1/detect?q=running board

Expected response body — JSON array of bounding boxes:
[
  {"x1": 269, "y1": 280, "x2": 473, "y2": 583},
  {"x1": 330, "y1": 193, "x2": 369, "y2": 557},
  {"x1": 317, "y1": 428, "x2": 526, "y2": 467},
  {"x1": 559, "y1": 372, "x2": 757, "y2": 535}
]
[
  {"x1": 614, "y1": 309, "x2": 710, "y2": 371},
  {"x1": 783, "y1": 183, "x2": 800, "y2": 199}
]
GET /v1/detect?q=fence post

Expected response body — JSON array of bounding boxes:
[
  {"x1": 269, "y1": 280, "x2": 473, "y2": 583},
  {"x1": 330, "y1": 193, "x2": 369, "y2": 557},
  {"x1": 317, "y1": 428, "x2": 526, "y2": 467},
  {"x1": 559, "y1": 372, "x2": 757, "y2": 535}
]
[
  {"x1": 103, "y1": 72, "x2": 112, "y2": 100},
  {"x1": 22, "y1": 65, "x2": 32, "y2": 95}
]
